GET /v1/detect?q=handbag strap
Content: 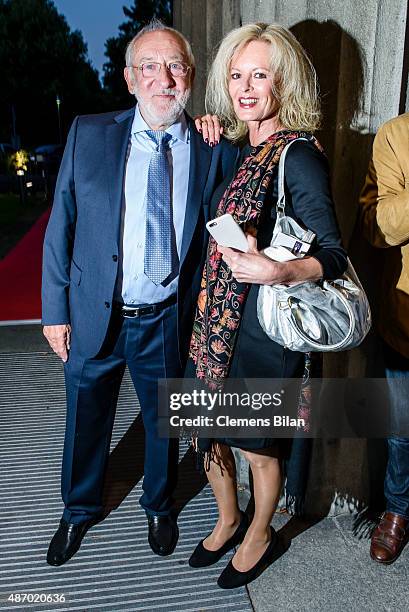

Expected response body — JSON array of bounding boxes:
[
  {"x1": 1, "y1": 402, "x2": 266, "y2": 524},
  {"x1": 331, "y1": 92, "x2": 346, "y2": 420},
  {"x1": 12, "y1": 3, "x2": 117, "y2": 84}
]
[
  {"x1": 272, "y1": 137, "x2": 315, "y2": 249},
  {"x1": 277, "y1": 138, "x2": 309, "y2": 213}
]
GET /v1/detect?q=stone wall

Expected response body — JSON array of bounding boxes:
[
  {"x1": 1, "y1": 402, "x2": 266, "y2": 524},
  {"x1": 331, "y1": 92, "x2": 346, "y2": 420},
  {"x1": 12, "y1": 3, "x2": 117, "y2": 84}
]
[
  {"x1": 175, "y1": 0, "x2": 408, "y2": 236},
  {"x1": 174, "y1": 0, "x2": 409, "y2": 514}
]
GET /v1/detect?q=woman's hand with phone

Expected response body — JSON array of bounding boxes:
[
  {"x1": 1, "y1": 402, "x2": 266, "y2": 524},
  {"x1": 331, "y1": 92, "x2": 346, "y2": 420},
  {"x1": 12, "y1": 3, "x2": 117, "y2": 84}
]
[
  {"x1": 218, "y1": 236, "x2": 323, "y2": 285},
  {"x1": 207, "y1": 214, "x2": 322, "y2": 285},
  {"x1": 218, "y1": 235, "x2": 283, "y2": 284}
]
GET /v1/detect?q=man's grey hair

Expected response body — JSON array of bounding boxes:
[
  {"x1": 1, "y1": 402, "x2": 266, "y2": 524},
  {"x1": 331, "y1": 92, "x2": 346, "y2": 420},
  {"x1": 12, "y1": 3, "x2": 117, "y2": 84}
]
[{"x1": 125, "y1": 18, "x2": 195, "y2": 68}]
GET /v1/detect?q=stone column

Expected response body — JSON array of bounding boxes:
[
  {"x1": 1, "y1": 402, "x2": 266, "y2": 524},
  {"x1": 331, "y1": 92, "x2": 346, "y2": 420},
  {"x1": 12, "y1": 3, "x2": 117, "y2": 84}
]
[
  {"x1": 174, "y1": 0, "x2": 409, "y2": 515},
  {"x1": 173, "y1": 0, "x2": 241, "y2": 115}
]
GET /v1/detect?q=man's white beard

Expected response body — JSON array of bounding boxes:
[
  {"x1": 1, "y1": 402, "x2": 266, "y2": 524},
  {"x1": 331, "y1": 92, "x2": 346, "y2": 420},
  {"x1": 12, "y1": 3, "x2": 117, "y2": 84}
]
[{"x1": 135, "y1": 88, "x2": 191, "y2": 128}]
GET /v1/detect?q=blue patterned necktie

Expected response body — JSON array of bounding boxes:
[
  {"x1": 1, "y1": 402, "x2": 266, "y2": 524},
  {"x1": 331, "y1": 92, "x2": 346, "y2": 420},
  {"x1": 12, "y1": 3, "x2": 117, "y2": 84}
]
[{"x1": 144, "y1": 130, "x2": 173, "y2": 285}]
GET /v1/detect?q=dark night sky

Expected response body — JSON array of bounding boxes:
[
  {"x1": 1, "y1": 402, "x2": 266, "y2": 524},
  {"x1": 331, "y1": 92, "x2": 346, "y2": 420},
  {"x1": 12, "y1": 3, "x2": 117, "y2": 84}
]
[{"x1": 52, "y1": 0, "x2": 133, "y2": 79}]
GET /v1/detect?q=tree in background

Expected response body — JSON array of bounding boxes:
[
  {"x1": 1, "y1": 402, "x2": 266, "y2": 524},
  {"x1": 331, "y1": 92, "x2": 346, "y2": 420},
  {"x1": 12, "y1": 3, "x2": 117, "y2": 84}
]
[
  {"x1": 0, "y1": 0, "x2": 106, "y2": 147},
  {"x1": 103, "y1": 0, "x2": 172, "y2": 109}
]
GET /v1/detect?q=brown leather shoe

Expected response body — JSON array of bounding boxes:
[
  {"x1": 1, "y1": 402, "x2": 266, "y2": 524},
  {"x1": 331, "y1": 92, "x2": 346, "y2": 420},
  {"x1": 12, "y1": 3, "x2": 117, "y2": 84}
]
[{"x1": 370, "y1": 511, "x2": 408, "y2": 564}]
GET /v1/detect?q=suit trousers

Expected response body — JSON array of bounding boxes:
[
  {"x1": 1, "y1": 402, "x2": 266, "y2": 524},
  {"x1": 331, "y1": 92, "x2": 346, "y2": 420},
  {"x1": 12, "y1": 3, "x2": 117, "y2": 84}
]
[{"x1": 61, "y1": 302, "x2": 181, "y2": 524}]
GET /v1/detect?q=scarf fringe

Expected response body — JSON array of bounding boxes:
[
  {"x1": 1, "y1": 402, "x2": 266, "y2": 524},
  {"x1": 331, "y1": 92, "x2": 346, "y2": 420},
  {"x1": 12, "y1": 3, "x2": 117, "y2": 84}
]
[
  {"x1": 351, "y1": 506, "x2": 381, "y2": 539},
  {"x1": 284, "y1": 492, "x2": 306, "y2": 516}
]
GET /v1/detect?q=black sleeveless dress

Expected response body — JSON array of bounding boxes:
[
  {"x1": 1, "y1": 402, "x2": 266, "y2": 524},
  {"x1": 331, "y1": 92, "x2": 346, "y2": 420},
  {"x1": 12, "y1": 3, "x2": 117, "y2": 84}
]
[{"x1": 186, "y1": 138, "x2": 347, "y2": 451}]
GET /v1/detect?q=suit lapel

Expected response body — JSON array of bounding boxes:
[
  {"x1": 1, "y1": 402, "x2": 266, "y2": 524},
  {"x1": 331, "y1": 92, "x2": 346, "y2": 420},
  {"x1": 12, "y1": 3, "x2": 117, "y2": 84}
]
[
  {"x1": 105, "y1": 108, "x2": 134, "y2": 245},
  {"x1": 180, "y1": 120, "x2": 212, "y2": 266},
  {"x1": 105, "y1": 110, "x2": 211, "y2": 258}
]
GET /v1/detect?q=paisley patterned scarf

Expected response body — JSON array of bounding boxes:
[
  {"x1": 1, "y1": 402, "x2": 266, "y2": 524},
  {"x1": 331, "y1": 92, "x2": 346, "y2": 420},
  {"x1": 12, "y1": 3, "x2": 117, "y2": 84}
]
[{"x1": 189, "y1": 130, "x2": 322, "y2": 389}]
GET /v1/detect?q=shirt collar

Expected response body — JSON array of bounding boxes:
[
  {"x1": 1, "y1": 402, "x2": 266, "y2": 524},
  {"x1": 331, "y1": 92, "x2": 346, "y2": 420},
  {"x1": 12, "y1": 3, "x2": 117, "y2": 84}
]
[{"x1": 132, "y1": 104, "x2": 189, "y2": 144}]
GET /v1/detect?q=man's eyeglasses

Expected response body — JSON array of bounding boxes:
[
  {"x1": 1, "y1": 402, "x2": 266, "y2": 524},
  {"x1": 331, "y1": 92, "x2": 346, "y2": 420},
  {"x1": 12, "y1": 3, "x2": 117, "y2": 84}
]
[{"x1": 130, "y1": 62, "x2": 191, "y2": 78}]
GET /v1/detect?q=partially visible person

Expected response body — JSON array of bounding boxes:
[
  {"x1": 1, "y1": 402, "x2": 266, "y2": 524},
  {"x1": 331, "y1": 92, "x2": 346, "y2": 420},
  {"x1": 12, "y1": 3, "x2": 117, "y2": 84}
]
[
  {"x1": 42, "y1": 19, "x2": 238, "y2": 566},
  {"x1": 187, "y1": 23, "x2": 347, "y2": 588},
  {"x1": 360, "y1": 112, "x2": 409, "y2": 564}
]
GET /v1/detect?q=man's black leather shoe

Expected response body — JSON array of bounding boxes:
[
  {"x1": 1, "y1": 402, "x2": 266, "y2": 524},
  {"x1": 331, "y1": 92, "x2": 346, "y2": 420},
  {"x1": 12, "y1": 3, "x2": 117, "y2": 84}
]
[
  {"x1": 147, "y1": 514, "x2": 179, "y2": 556},
  {"x1": 46, "y1": 517, "x2": 97, "y2": 566}
]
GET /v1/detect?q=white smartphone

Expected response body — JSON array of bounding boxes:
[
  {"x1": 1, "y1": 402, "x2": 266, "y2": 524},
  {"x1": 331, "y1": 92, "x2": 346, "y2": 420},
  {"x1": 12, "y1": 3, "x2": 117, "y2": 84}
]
[{"x1": 206, "y1": 214, "x2": 249, "y2": 252}]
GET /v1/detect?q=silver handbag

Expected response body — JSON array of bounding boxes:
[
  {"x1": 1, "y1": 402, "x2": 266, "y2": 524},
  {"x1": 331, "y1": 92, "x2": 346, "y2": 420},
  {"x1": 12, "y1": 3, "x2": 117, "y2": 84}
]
[{"x1": 257, "y1": 140, "x2": 372, "y2": 352}]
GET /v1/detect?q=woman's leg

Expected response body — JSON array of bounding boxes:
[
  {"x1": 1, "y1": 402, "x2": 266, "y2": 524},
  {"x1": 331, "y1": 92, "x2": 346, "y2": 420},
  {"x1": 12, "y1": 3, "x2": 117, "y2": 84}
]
[
  {"x1": 232, "y1": 450, "x2": 282, "y2": 570},
  {"x1": 203, "y1": 443, "x2": 242, "y2": 551}
]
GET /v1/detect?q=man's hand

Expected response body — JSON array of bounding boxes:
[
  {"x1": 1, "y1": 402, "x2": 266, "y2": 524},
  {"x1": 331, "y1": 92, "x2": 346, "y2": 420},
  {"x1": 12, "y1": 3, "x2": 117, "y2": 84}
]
[
  {"x1": 43, "y1": 324, "x2": 71, "y2": 362},
  {"x1": 194, "y1": 114, "x2": 223, "y2": 146}
]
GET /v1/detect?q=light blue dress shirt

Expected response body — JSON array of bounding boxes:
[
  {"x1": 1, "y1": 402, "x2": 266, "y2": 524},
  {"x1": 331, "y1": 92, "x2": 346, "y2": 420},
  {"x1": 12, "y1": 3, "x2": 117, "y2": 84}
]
[{"x1": 115, "y1": 105, "x2": 190, "y2": 305}]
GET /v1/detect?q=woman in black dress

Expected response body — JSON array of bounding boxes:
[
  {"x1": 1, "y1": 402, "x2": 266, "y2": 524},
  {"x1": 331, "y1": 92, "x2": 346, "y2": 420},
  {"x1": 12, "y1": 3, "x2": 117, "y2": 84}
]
[{"x1": 187, "y1": 23, "x2": 347, "y2": 588}]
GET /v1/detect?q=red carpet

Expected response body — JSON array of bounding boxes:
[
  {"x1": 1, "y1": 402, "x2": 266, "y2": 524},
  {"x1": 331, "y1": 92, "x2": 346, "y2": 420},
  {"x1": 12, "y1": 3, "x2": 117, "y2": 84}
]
[{"x1": 0, "y1": 208, "x2": 50, "y2": 322}]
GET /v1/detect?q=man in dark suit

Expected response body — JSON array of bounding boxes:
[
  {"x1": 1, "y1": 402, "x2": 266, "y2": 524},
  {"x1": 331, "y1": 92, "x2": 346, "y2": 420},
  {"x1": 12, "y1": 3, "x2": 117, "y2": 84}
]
[{"x1": 42, "y1": 19, "x2": 237, "y2": 566}]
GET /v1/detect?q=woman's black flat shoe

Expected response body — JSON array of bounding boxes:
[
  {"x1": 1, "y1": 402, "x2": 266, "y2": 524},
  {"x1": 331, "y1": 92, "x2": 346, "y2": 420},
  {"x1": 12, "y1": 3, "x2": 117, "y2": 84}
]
[
  {"x1": 217, "y1": 526, "x2": 284, "y2": 589},
  {"x1": 188, "y1": 511, "x2": 249, "y2": 568}
]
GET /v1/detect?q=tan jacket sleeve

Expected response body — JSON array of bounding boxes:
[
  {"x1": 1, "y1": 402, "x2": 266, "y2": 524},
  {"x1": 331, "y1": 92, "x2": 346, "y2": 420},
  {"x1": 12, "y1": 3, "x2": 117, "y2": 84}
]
[{"x1": 359, "y1": 121, "x2": 409, "y2": 248}]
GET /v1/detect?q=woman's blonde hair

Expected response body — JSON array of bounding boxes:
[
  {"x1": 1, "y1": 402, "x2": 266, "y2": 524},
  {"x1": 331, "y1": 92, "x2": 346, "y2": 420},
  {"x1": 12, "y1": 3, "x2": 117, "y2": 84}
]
[{"x1": 206, "y1": 22, "x2": 321, "y2": 142}]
